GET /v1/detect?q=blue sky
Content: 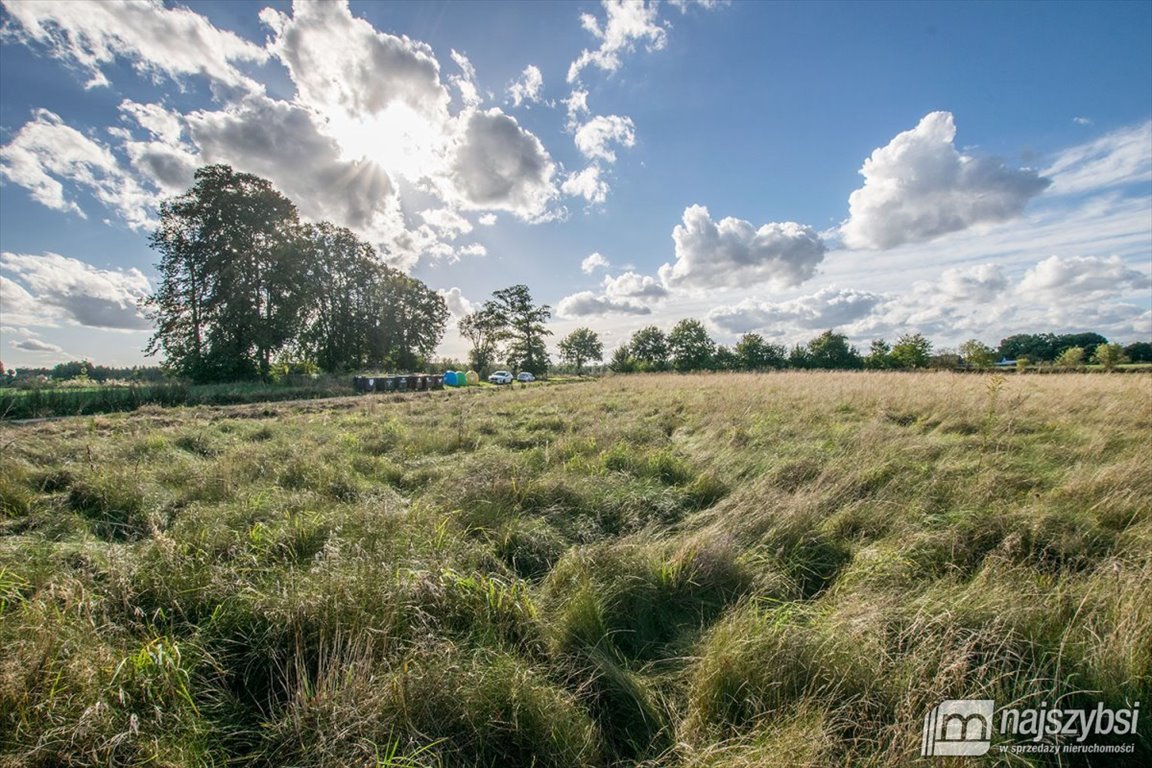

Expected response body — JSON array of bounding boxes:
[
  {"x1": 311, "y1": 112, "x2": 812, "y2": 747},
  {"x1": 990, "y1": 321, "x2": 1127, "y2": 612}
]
[{"x1": 1, "y1": 0, "x2": 1150, "y2": 368}]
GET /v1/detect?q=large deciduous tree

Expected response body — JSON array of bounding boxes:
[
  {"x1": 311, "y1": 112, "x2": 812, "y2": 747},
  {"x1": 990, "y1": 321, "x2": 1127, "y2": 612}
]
[
  {"x1": 629, "y1": 326, "x2": 669, "y2": 371},
  {"x1": 146, "y1": 165, "x2": 447, "y2": 379},
  {"x1": 298, "y1": 221, "x2": 377, "y2": 372},
  {"x1": 667, "y1": 318, "x2": 715, "y2": 371},
  {"x1": 890, "y1": 332, "x2": 932, "y2": 369},
  {"x1": 735, "y1": 333, "x2": 787, "y2": 370},
  {"x1": 959, "y1": 339, "x2": 996, "y2": 368},
  {"x1": 145, "y1": 165, "x2": 303, "y2": 381},
  {"x1": 558, "y1": 327, "x2": 603, "y2": 375},
  {"x1": 1124, "y1": 341, "x2": 1152, "y2": 363},
  {"x1": 806, "y1": 330, "x2": 862, "y2": 369},
  {"x1": 460, "y1": 307, "x2": 507, "y2": 374},
  {"x1": 489, "y1": 284, "x2": 552, "y2": 375},
  {"x1": 864, "y1": 339, "x2": 893, "y2": 370},
  {"x1": 365, "y1": 268, "x2": 448, "y2": 372},
  {"x1": 1092, "y1": 342, "x2": 1127, "y2": 371}
]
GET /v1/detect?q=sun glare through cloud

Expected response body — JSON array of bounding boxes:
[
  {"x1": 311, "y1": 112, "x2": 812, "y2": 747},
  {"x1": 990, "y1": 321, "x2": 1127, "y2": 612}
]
[
  {"x1": 0, "y1": 0, "x2": 1148, "y2": 368},
  {"x1": 325, "y1": 101, "x2": 447, "y2": 182}
]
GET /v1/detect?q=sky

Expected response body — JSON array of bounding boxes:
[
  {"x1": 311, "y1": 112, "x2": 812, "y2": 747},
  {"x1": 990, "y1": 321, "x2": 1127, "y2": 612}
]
[{"x1": 1, "y1": 0, "x2": 1150, "y2": 369}]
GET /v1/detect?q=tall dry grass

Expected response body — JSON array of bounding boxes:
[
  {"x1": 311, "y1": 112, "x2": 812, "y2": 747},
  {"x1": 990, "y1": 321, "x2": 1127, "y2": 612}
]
[{"x1": 1, "y1": 371, "x2": 1148, "y2": 766}]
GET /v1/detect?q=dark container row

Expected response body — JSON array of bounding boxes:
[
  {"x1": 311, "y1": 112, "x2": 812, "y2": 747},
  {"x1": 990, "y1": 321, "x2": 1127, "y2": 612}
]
[{"x1": 353, "y1": 374, "x2": 444, "y2": 393}]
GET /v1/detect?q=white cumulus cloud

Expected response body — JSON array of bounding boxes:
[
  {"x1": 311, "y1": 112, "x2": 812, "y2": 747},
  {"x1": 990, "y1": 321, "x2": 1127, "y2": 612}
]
[
  {"x1": 118, "y1": 100, "x2": 184, "y2": 144},
  {"x1": 557, "y1": 290, "x2": 652, "y2": 317},
  {"x1": 564, "y1": 89, "x2": 590, "y2": 130},
  {"x1": 261, "y1": 0, "x2": 449, "y2": 126},
  {"x1": 449, "y1": 50, "x2": 482, "y2": 109},
  {"x1": 841, "y1": 111, "x2": 1051, "y2": 250},
  {"x1": 581, "y1": 252, "x2": 611, "y2": 274},
  {"x1": 659, "y1": 204, "x2": 827, "y2": 290},
  {"x1": 938, "y1": 263, "x2": 1010, "y2": 302},
  {"x1": 568, "y1": 0, "x2": 667, "y2": 83},
  {"x1": 562, "y1": 165, "x2": 611, "y2": 204},
  {"x1": 508, "y1": 65, "x2": 544, "y2": 107},
  {"x1": 0, "y1": 109, "x2": 154, "y2": 229},
  {"x1": 2, "y1": 0, "x2": 267, "y2": 91},
  {"x1": 449, "y1": 108, "x2": 556, "y2": 218},
  {"x1": 708, "y1": 287, "x2": 884, "y2": 335},
  {"x1": 603, "y1": 270, "x2": 668, "y2": 300},
  {"x1": 1, "y1": 251, "x2": 151, "y2": 330},
  {"x1": 1, "y1": 276, "x2": 61, "y2": 326},
  {"x1": 574, "y1": 115, "x2": 635, "y2": 163},
  {"x1": 438, "y1": 287, "x2": 475, "y2": 318},
  {"x1": 1017, "y1": 255, "x2": 1150, "y2": 303}
]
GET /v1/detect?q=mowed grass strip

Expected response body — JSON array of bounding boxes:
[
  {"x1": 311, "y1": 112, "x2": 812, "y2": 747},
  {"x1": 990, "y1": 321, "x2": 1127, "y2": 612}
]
[{"x1": 0, "y1": 372, "x2": 1149, "y2": 767}]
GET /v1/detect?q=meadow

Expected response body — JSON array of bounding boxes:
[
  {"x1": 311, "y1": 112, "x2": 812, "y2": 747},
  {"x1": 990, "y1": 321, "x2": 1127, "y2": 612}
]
[
  {"x1": 0, "y1": 372, "x2": 1149, "y2": 767},
  {"x1": 0, "y1": 378, "x2": 356, "y2": 421}
]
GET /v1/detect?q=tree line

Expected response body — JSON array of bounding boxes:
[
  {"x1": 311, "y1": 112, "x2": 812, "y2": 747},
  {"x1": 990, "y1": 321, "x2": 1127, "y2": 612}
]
[
  {"x1": 601, "y1": 323, "x2": 1151, "y2": 373},
  {"x1": 145, "y1": 165, "x2": 447, "y2": 382},
  {"x1": 0, "y1": 361, "x2": 167, "y2": 386},
  {"x1": 37, "y1": 162, "x2": 1151, "y2": 383}
]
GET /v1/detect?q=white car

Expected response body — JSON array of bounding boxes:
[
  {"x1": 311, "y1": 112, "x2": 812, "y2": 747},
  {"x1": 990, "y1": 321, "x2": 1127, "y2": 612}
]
[
  {"x1": 488, "y1": 370, "x2": 513, "y2": 384},
  {"x1": 516, "y1": 372, "x2": 536, "y2": 382}
]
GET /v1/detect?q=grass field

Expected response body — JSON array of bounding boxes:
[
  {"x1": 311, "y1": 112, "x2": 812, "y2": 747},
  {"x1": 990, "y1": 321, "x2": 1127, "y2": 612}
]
[
  {"x1": 1, "y1": 372, "x2": 1149, "y2": 767},
  {"x1": 0, "y1": 379, "x2": 358, "y2": 421}
]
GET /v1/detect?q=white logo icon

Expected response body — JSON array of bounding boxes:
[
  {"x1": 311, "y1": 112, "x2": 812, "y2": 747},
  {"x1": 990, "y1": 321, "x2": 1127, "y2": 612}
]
[{"x1": 922, "y1": 699, "x2": 995, "y2": 756}]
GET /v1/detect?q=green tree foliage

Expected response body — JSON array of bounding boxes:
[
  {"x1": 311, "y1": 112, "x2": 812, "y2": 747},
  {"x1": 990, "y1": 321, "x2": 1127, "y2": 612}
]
[
  {"x1": 459, "y1": 307, "x2": 507, "y2": 375},
  {"x1": 928, "y1": 352, "x2": 962, "y2": 370},
  {"x1": 998, "y1": 332, "x2": 1108, "y2": 363},
  {"x1": 1092, "y1": 343, "x2": 1127, "y2": 371},
  {"x1": 1057, "y1": 332, "x2": 1109, "y2": 358},
  {"x1": 629, "y1": 326, "x2": 669, "y2": 371},
  {"x1": 1055, "y1": 346, "x2": 1085, "y2": 368},
  {"x1": 297, "y1": 222, "x2": 377, "y2": 372},
  {"x1": 608, "y1": 344, "x2": 636, "y2": 373},
  {"x1": 959, "y1": 339, "x2": 996, "y2": 369},
  {"x1": 667, "y1": 319, "x2": 716, "y2": 371},
  {"x1": 558, "y1": 327, "x2": 603, "y2": 375},
  {"x1": 735, "y1": 333, "x2": 786, "y2": 370},
  {"x1": 864, "y1": 339, "x2": 892, "y2": 370},
  {"x1": 1123, "y1": 341, "x2": 1152, "y2": 363},
  {"x1": 890, "y1": 332, "x2": 932, "y2": 369},
  {"x1": 365, "y1": 268, "x2": 448, "y2": 372},
  {"x1": 805, "y1": 330, "x2": 862, "y2": 369},
  {"x1": 146, "y1": 166, "x2": 445, "y2": 380},
  {"x1": 711, "y1": 345, "x2": 738, "y2": 371},
  {"x1": 999, "y1": 334, "x2": 1055, "y2": 362},
  {"x1": 298, "y1": 223, "x2": 445, "y2": 373},
  {"x1": 788, "y1": 344, "x2": 812, "y2": 369},
  {"x1": 489, "y1": 284, "x2": 552, "y2": 375},
  {"x1": 145, "y1": 165, "x2": 305, "y2": 381}
]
